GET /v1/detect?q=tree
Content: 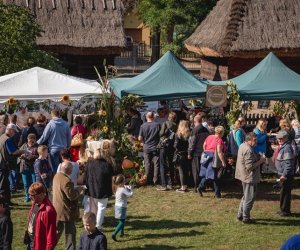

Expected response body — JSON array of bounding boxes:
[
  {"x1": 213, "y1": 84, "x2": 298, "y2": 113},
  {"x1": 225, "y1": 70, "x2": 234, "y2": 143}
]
[
  {"x1": 137, "y1": 0, "x2": 217, "y2": 54},
  {"x1": 0, "y1": 4, "x2": 66, "y2": 75}
]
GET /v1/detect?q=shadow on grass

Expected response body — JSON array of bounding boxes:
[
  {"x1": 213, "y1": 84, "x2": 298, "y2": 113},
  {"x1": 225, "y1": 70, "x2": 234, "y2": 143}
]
[
  {"x1": 255, "y1": 218, "x2": 300, "y2": 226},
  {"x1": 129, "y1": 230, "x2": 204, "y2": 240},
  {"x1": 221, "y1": 179, "x2": 300, "y2": 201},
  {"x1": 121, "y1": 244, "x2": 193, "y2": 250},
  {"x1": 127, "y1": 219, "x2": 209, "y2": 231}
]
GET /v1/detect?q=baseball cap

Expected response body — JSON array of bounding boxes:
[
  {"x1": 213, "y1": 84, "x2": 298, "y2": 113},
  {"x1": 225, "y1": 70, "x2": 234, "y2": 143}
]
[
  {"x1": 276, "y1": 130, "x2": 288, "y2": 139},
  {"x1": 6, "y1": 123, "x2": 18, "y2": 132}
]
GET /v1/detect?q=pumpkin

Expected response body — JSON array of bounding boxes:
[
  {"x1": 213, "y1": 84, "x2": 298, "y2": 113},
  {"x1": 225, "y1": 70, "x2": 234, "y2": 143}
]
[{"x1": 122, "y1": 159, "x2": 134, "y2": 169}]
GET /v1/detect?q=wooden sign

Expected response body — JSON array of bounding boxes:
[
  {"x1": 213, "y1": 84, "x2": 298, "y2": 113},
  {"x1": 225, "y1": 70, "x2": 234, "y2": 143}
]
[{"x1": 206, "y1": 85, "x2": 227, "y2": 107}]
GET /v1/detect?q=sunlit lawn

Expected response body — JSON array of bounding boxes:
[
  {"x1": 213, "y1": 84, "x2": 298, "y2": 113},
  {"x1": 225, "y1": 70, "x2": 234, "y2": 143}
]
[{"x1": 11, "y1": 176, "x2": 300, "y2": 250}]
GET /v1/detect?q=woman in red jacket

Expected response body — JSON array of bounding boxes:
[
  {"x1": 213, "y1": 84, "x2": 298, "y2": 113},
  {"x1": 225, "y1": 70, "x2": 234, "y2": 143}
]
[
  {"x1": 70, "y1": 116, "x2": 87, "y2": 162},
  {"x1": 26, "y1": 182, "x2": 57, "y2": 250}
]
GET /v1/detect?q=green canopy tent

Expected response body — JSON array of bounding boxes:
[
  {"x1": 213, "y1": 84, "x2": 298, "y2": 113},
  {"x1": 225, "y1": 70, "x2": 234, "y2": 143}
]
[
  {"x1": 204, "y1": 52, "x2": 300, "y2": 100},
  {"x1": 109, "y1": 51, "x2": 206, "y2": 101}
]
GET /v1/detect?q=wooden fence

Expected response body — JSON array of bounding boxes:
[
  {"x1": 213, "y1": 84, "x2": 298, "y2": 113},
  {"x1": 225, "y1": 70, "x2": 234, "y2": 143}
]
[{"x1": 209, "y1": 113, "x2": 296, "y2": 126}]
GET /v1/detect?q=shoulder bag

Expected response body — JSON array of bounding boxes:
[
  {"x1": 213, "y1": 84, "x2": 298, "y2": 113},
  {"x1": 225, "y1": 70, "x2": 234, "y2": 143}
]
[
  {"x1": 71, "y1": 126, "x2": 84, "y2": 147},
  {"x1": 212, "y1": 139, "x2": 224, "y2": 169}
]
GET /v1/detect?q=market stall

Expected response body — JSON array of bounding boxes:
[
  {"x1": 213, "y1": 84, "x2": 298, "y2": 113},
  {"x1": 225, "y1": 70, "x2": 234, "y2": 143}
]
[
  {"x1": 204, "y1": 52, "x2": 300, "y2": 100},
  {"x1": 0, "y1": 67, "x2": 102, "y2": 116},
  {"x1": 109, "y1": 51, "x2": 207, "y2": 101}
]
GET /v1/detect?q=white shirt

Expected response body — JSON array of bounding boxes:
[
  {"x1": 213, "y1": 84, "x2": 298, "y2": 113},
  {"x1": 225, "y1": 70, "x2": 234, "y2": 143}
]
[
  {"x1": 115, "y1": 186, "x2": 133, "y2": 208},
  {"x1": 57, "y1": 161, "x2": 80, "y2": 186}
]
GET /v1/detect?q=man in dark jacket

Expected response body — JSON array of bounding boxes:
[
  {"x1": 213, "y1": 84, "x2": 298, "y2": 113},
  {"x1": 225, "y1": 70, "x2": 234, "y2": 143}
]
[
  {"x1": 0, "y1": 124, "x2": 25, "y2": 204},
  {"x1": 138, "y1": 112, "x2": 160, "y2": 185},
  {"x1": 188, "y1": 114, "x2": 209, "y2": 193},
  {"x1": 0, "y1": 195, "x2": 12, "y2": 250},
  {"x1": 157, "y1": 112, "x2": 177, "y2": 191},
  {"x1": 84, "y1": 150, "x2": 113, "y2": 229},
  {"x1": 275, "y1": 130, "x2": 295, "y2": 216},
  {"x1": 126, "y1": 108, "x2": 142, "y2": 138}
]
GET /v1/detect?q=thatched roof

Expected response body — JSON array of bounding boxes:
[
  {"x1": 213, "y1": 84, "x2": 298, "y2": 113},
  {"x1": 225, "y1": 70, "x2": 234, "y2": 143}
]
[
  {"x1": 185, "y1": 0, "x2": 300, "y2": 58},
  {"x1": 3, "y1": 0, "x2": 134, "y2": 55}
]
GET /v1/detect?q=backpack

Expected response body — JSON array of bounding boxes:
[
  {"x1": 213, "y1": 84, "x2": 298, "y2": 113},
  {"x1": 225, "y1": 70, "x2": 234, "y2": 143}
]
[{"x1": 227, "y1": 130, "x2": 239, "y2": 156}]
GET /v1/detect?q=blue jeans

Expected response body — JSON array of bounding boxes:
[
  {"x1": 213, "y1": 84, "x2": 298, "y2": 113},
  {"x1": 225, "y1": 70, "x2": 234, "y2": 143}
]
[
  {"x1": 22, "y1": 169, "x2": 36, "y2": 201},
  {"x1": 199, "y1": 177, "x2": 221, "y2": 197},
  {"x1": 49, "y1": 149, "x2": 61, "y2": 173},
  {"x1": 8, "y1": 170, "x2": 17, "y2": 192}
]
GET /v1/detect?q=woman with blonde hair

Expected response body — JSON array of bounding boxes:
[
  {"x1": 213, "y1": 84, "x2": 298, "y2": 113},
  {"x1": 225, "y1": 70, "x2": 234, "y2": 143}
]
[
  {"x1": 291, "y1": 119, "x2": 300, "y2": 143},
  {"x1": 253, "y1": 118, "x2": 268, "y2": 155},
  {"x1": 173, "y1": 120, "x2": 191, "y2": 193},
  {"x1": 198, "y1": 126, "x2": 226, "y2": 198},
  {"x1": 280, "y1": 118, "x2": 295, "y2": 142},
  {"x1": 83, "y1": 140, "x2": 115, "y2": 229}
]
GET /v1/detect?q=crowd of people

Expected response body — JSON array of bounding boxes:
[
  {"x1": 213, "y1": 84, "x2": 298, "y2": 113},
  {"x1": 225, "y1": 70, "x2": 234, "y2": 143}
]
[
  {"x1": 129, "y1": 108, "x2": 299, "y2": 221},
  {"x1": 0, "y1": 105, "x2": 299, "y2": 249}
]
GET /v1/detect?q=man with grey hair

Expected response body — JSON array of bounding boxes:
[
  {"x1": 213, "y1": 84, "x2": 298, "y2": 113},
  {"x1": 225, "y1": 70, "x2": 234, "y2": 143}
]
[
  {"x1": 275, "y1": 130, "x2": 295, "y2": 216},
  {"x1": 0, "y1": 124, "x2": 25, "y2": 204},
  {"x1": 0, "y1": 114, "x2": 9, "y2": 136},
  {"x1": 53, "y1": 161, "x2": 83, "y2": 250},
  {"x1": 138, "y1": 111, "x2": 160, "y2": 185},
  {"x1": 235, "y1": 132, "x2": 266, "y2": 224}
]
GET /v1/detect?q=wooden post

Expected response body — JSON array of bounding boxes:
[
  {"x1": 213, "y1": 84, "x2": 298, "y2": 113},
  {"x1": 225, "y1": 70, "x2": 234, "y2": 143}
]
[
  {"x1": 112, "y1": 0, "x2": 116, "y2": 10},
  {"x1": 102, "y1": 0, "x2": 107, "y2": 10},
  {"x1": 26, "y1": 0, "x2": 29, "y2": 7},
  {"x1": 38, "y1": 0, "x2": 42, "y2": 9},
  {"x1": 52, "y1": 0, "x2": 56, "y2": 9}
]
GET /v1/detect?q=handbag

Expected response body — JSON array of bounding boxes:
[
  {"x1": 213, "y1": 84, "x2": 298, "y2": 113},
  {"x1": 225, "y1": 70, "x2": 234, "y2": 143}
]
[
  {"x1": 265, "y1": 137, "x2": 274, "y2": 158},
  {"x1": 173, "y1": 151, "x2": 183, "y2": 163},
  {"x1": 212, "y1": 139, "x2": 224, "y2": 169},
  {"x1": 71, "y1": 127, "x2": 83, "y2": 147}
]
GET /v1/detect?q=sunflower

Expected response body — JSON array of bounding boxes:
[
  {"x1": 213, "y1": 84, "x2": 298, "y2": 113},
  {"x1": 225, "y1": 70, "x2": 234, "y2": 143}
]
[
  {"x1": 8, "y1": 97, "x2": 15, "y2": 105},
  {"x1": 102, "y1": 126, "x2": 109, "y2": 133},
  {"x1": 61, "y1": 95, "x2": 70, "y2": 103},
  {"x1": 98, "y1": 110, "x2": 107, "y2": 117}
]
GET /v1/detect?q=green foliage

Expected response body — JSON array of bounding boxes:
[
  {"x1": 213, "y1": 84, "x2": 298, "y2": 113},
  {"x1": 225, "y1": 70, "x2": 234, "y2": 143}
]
[
  {"x1": 137, "y1": 0, "x2": 217, "y2": 52},
  {"x1": 273, "y1": 100, "x2": 296, "y2": 118},
  {"x1": 119, "y1": 94, "x2": 144, "y2": 112},
  {"x1": 226, "y1": 81, "x2": 242, "y2": 126},
  {"x1": 0, "y1": 4, "x2": 66, "y2": 75}
]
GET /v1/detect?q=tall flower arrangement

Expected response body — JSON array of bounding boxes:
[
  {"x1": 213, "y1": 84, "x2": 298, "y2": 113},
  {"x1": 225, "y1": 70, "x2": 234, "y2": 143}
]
[{"x1": 226, "y1": 80, "x2": 241, "y2": 126}]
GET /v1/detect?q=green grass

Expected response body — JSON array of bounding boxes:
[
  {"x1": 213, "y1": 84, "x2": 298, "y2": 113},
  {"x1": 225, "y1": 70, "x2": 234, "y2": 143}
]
[{"x1": 11, "y1": 177, "x2": 300, "y2": 250}]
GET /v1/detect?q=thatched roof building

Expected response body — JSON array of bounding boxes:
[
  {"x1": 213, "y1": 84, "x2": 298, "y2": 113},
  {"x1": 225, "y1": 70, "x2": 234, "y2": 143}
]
[
  {"x1": 2, "y1": 0, "x2": 136, "y2": 78},
  {"x1": 3, "y1": 0, "x2": 131, "y2": 55},
  {"x1": 185, "y1": 0, "x2": 300, "y2": 80}
]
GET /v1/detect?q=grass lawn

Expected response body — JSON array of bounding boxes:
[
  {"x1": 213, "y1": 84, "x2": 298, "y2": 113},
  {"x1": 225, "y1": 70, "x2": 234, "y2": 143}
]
[{"x1": 11, "y1": 177, "x2": 300, "y2": 250}]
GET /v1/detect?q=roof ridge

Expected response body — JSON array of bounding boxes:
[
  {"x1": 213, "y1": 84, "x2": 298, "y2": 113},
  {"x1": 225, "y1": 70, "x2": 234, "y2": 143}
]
[{"x1": 220, "y1": 0, "x2": 249, "y2": 53}]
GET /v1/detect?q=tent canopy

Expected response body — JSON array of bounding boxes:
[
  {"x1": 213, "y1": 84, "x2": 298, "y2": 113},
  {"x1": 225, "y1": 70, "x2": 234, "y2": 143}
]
[
  {"x1": 109, "y1": 51, "x2": 206, "y2": 101},
  {"x1": 205, "y1": 52, "x2": 300, "y2": 100},
  {"x1": 0, "y1": 67, "x2": 101, "y2": 102}
]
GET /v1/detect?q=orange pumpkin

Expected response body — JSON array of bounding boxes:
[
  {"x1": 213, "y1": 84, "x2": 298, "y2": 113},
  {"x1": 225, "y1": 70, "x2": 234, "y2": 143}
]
[{"x1": 122, "y1": 159, "x2": 134, "y2": 169}]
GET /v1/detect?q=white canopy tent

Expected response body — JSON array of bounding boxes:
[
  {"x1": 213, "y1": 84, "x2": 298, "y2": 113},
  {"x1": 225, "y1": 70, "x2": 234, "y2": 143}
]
[{"x1": 0, "y1": 67, "x2": 101, "y2": 102}]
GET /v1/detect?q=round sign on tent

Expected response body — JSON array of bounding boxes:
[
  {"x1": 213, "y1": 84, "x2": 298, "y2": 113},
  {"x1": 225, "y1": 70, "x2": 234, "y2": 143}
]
[{"x1": 206, "y1": 85, "x2": 227, "y2": 107}]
